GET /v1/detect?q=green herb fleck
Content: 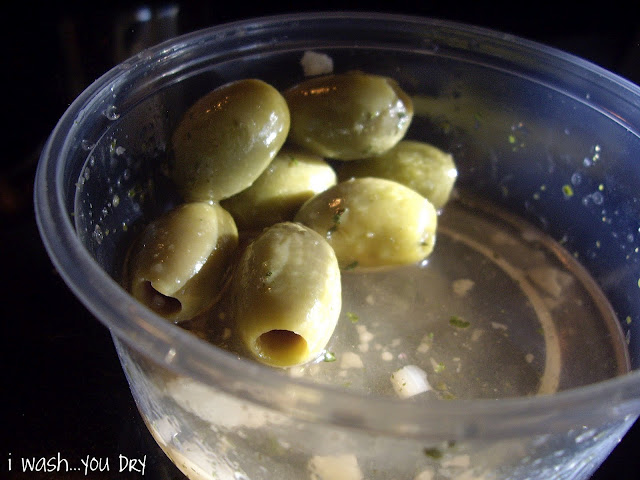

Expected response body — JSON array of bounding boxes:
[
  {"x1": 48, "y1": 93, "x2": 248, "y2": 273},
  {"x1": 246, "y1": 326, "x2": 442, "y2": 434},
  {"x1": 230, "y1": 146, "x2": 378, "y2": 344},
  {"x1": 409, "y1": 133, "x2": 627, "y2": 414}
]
[
  {"x1": 332, "y1": 208, "x2": 346, "y2": 225},
  {"x1": 449, "y1": 315, "x2": 470, "y2": 329},
  {"x1": 323, "y1": 351, "x2": 337, "y2": 362},
  {"x1": 423, "y1": 448, "x2": 443, "y2": 460},
  {"x1": 288, "y1": 155, "x2": 299, "y2": 166},
  {"x1": 343, "y1": 260, "x2": 359, "y2": 270},
  {"x1": 627, "y1": 316, "x2": 633, "y2": 325},
  {"x1": 127, "y1": 186, "x2": 139, "y2": 198},
  {"x1": 328, "y1": 208, "x2": 346, "y2": 235},
  {"x1": 263, "y1": 436, "x2": 287, "y2": 457},
  {"x1": 508, "y1": 134, "x2": 516, "y2": 144},
  {"x1": 265, "y1": 271, "x2": 272, "y2": 278},
  {"x1": 562, "y1": 184, "x2": 574, "y2": 198},
  {"x1": 434, "y1": 362, "x2": 445, "y2": 373},
  {"x1": 347, "y1": 312, "x2": 359, "y2": 323}
]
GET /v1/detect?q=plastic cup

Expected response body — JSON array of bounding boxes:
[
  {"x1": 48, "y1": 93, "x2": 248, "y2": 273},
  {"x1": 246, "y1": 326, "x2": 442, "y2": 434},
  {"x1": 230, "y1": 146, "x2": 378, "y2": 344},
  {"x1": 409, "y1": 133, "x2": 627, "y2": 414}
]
[{"x1": 35, "y1": 12, "x2": 640, "y2": 480}]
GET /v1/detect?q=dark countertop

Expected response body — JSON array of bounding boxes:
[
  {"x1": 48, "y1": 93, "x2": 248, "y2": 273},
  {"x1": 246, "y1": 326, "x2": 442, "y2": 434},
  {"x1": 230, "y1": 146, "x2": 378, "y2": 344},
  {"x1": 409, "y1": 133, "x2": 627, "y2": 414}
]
[{"x1": 3, "y1": 2, "x2": 639, "y2": 479}]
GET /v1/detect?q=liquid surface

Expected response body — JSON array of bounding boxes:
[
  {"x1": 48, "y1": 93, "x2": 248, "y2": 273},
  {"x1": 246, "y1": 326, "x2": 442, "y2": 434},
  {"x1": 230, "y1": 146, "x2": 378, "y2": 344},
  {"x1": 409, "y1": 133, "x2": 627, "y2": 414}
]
[{"x1": 186, "y1": 194, "x2": 630, "y2": 400}]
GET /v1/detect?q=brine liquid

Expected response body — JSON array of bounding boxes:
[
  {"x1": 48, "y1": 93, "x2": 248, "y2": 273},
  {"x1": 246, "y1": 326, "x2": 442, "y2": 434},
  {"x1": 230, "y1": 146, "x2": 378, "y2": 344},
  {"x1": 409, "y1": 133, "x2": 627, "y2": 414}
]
[
  {"x1": 142, "y1": 194, "x2": 633, "y2": 480},
  {"x1": 187, "y1": 194, "x2": 630, "y2": 400}
]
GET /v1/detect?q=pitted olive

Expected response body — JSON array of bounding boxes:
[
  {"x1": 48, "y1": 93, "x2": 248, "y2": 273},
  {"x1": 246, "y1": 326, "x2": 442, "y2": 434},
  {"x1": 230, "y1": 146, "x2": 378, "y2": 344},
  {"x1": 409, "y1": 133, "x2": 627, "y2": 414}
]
[
  {"x1": 221, "y1": 147, "x2": 337, "y2": 230},
  {"x1": 171, "y1": 79, "x2": 290, "y2": 201},
  {"x1": 284, "y1": 71, "x2": 413, "y2": 160},
  {"x1": 231, "y1": 222, "x2": 341, "y2": 368},
  {"x1": 338, "y1": 140, "x2": 457, "y2": 209},
  {"x1": 125, "y1": 202, "x2": 238, "y2": 322},
  {"x1": 295, "y1": 177, "x2": 437, "y2": 269}
]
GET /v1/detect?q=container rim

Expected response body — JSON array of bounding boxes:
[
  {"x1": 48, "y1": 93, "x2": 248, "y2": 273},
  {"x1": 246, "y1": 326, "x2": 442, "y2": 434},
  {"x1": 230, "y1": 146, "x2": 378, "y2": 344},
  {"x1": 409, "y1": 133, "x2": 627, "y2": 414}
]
[{"x1": 34, "y1": 11, "x2": 640, "y2": 440}]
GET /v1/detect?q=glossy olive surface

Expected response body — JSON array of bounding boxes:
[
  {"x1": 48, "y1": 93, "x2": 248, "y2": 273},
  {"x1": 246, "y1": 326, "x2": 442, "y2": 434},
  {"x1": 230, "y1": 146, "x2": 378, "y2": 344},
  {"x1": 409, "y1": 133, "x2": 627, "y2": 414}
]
[
  {"x1": 124, "y1": 202, "x2": 238, "y2": 322},
  {"x1": 230, "y1": 222, "x2": 341, "y2": 367},
  {"x1": 284, "y1": 71, "x2": 413, "y2": 160},
  {"x1": 338, "y1": 140, "x2": 458, "y2": 209},
  {"x1": 171, "y1": 79, "x2": 290, "y2": 201},
  {"x1": 295, "y1": 177, "x2": 438, "y2": 269},
  {"x1": 221, "y1": 147, "x2": 337, "y2": 230}
]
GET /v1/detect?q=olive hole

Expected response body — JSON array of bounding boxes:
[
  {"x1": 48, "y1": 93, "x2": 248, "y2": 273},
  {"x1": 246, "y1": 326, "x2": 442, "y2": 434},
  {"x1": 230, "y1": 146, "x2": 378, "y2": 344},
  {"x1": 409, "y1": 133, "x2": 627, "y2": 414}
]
[
  {"x1": 141, "y1": 281, "x2": 182, "y2": 317},
  {"x1": 257, "y1": 330, "x2": 309, "y2": 366}
]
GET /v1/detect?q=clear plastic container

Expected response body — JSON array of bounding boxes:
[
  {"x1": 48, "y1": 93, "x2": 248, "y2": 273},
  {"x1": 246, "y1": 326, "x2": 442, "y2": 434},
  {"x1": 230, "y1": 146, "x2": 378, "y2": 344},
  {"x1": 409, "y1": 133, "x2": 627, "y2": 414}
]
[{"x1": 35, "y1": 12, "x2": 640, "y2": 480}]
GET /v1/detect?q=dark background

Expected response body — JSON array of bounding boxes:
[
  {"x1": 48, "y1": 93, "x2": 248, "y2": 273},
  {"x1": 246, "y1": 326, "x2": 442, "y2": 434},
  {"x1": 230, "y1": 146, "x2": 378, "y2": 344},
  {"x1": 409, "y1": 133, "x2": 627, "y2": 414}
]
[{"x1": 2, "y1": 1, "x2": 639, "y2": 478}]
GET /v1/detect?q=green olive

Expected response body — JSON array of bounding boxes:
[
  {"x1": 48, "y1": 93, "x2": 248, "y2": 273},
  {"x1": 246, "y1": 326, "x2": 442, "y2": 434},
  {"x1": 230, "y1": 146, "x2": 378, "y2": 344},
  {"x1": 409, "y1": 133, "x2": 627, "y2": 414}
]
[
  {"x1": 338, "y1": 140, "x2": 458, "y2": 209},
  {"x1": 284, "y1": 71, "x2": 413, "y2": 160},
  {"x1": 220, "y1": 147, "x2": 337, "y2": 230},
  {"x1": 171, "y1": 79, "x2": 290, "y2": 201},
  {"x1": 294, "y1": 177, "x2": 437, "y2": 269},
  {"x1": 231, "y1": 222, "x2": 341, "y2": 368},
  {"x1": 125, "y1": 202, "x2": 238, "y2": 322}
]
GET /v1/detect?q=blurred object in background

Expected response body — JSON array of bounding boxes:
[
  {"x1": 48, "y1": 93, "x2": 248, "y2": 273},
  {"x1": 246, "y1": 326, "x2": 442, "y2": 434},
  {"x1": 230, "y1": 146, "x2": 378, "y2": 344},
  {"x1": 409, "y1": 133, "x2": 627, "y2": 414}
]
[
  {"x1": 1, "y1": 3, "x2": 180, "y2": 223},
  {"x1": 113, "y1": 4, "x2": 180, "y2": 63},
  {"x1": 52, "y1": 3, "x2": 182, "y2": 130}
]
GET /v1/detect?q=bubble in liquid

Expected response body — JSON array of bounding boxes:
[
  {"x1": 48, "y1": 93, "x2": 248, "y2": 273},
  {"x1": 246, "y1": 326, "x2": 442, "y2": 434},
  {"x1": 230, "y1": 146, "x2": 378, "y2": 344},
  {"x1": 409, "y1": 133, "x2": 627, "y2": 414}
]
[
  {"x1": 570, "y1": 172, "x2": 582, "y2": 186},
  {"x1": 591, "y1": 191, "x2": 604, "y2": 205},
  {"x1": 93, "y1": 224, "x2": 104, "y2": 245},
  {"x1": 164, "y1": 348, "x2": 177, "y2": 363},
  {"x1": 104, "y1": 105, "x2": 120, "y2": 120},
  {"x1": 81, "y1": 139, "x2": 95, "y2": 151}
]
